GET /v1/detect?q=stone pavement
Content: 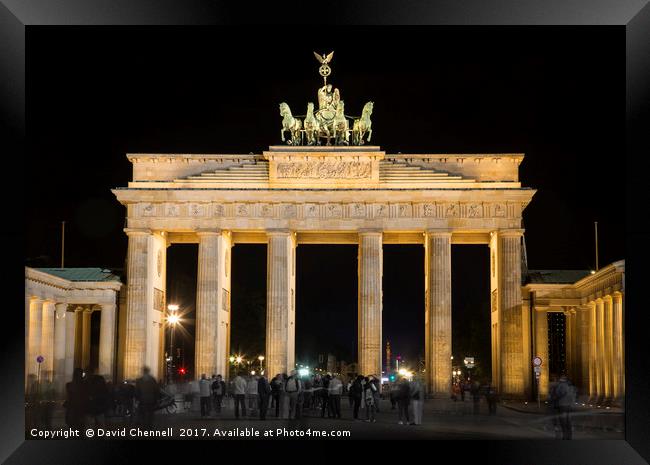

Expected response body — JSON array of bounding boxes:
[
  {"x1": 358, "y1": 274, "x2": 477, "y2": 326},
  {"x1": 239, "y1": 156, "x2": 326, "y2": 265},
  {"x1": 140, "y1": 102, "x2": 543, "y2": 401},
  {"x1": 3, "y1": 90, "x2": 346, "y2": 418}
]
[{"x1": 28, "y1": 396, "x2": 624, "y2": 440}]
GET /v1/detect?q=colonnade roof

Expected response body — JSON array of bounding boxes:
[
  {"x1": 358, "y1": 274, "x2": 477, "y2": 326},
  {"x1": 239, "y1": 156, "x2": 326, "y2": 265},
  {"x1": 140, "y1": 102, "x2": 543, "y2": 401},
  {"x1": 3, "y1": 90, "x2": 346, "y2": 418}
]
[
  {"x1": 35, "y1": 268, "x2": 122, "y2": 282},
  {"x1": 525, "y1": 270, "x2": 592, "y2": 284}
]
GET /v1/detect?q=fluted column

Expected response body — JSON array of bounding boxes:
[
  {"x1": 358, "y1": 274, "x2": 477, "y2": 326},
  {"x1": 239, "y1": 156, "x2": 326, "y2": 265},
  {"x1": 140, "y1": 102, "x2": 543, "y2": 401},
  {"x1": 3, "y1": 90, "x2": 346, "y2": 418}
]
[
  {"x1": 195, "y1": 231, "x2": 222, "y2": 379},
  {"x1": 98, "y1": 303, "x2": 117, "y2": 380},
  {"x1": 603, "y1": 295, "x2": 614, "y2": 402},
  {"x1": 534, "y1": 307, "x2": 549, "y2": 398},
  {"x1": 53, "y1": 303, "x2": 68, "y2": 392},
  {"x1": 587, "y1": 301, "x2": 597, "y2": 400},
  {"x1": 27, "y1": 299, "x2": 43, "y2": 381},
  {"x1": 424, "y1": 230, "x2": 451, "y2": 396},
  {"x1": 594, "y1": 298, "x2": 605, "y2": 402},
  {"x1": 564, "y1": 309, "x2": 573, "y2": 379},
  {"x1": 266, "y1": 230, "x2": 296, "y2": 378},
  {"x1": 498, "y1": 229, "x2": 525, "y2": 397},
  {"x1": 123, "y1": 229, "x2": 151, "y2": 380},
  {"x1": 81, "y1": 309, "x2": 92, "y2": 370},
  {"x1": 64, "y1": 307, "x2": 77, "y2": 384},
  {"x1": 41, "y1": 301, "x2": 56, "y2": 381},
  {"x1": 577, "y1": 305, "x2": 591, "y2": 395},
  {"x1": 612, "y1": 292, "x2": 624, "y2": 400},
  {"x1": 358, "y1": 230, "x2": 383, "y2": 378}
]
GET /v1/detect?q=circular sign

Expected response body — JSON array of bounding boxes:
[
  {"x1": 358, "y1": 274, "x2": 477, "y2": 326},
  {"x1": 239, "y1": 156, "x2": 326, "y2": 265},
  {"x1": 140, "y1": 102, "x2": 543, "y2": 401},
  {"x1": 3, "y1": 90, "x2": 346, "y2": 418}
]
[
  {"x1": 533, "y1": 356, "x2": 542, "y2": 367},
  {"x1": 36, "y1": 355, "x2": 44, "y2": 364}
]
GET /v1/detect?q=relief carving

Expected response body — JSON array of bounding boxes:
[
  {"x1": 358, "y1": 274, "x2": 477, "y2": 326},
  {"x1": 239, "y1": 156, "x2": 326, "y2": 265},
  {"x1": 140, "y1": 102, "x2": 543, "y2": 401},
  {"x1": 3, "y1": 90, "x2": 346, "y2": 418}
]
[
  {"x1": 213, "y1": 204, "x2": 225, "y2": 217},
  {"x1": 305, "y1": 204, "x2": 319, "y2": 217},
  {"x1": 398, "y1": 204, "x2": 412, "y2": 217},
  {"x1": 276, "y1": 160, "x2": 372, "y2": 179},
  {"x1": 282, "y1": 204, "x2": 297, "y2": 218},
  {"x1": 494, "y1": 203, "x2": 506, "y2": 217},
  {"x1": 375, "y1": 204, "x2": 388, "y2": 218},
  {"x1": 467, "y1": 203, "x2": 482, "y2": 218},
  {"x1": 350, "y1": 203, "x2": 366, "y2": 218},
  {"x1": 423, "y1": 203, "x2": 435, "y2": 217},
  {"x1": 261, "y1": 204, "x2": 274, "y2": 217},
  {"x1": 236, "y1": 204, "x2": 249, "y2": 216},
  {"x1": 142, "y1": 203, "x2": 155, "y2": 216},
  {"x1": 189, "y1": 203, "x2": 204, "y2": 217},
  {"x1": 165, "y1": 204, "x2": 179, "y2": 217},
  {"x1": 445, "y1": 204, "x2": 459, "y2": 218},
  {"x1": 326, "y1": 204, "x2": 342, "y2": 217}
]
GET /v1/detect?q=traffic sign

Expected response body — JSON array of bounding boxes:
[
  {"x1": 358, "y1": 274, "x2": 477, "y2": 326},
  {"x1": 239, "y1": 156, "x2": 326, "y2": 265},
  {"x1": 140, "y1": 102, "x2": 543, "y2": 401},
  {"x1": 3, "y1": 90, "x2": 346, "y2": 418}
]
[
  {"x1": 533, "y1": 366, "x2": 541, "y2": 374},
  {"x1": 36, "y1": 355, "x2": 44, "y2": 364},
  {"x1": 532, "y1": 356, "x2": 542, "y2": 367},
  {"x1": 464, "y1": 357, "x2": 475, "y2": 368}
]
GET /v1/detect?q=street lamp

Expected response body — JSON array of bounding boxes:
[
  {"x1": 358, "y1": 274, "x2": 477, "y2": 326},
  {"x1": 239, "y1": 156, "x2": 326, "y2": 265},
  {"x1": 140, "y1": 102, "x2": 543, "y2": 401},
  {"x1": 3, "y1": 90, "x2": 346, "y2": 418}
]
[{"x1": 258, "y1": 355, "x2": 265, "y2": 372}]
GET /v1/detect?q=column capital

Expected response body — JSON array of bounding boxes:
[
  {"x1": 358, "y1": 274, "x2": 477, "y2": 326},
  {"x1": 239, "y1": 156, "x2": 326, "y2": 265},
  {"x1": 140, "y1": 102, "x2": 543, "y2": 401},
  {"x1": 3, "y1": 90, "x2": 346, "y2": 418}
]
[
  {"x1": 266, "y1": 228, "x2": 293, "y2": 237},
  {"x1": 123, "y1": 228, "x2": 152, "y2": 236},
  {"x1": 358, "y1": 228, "x2": 383, "y2": 237},
  {"x1": 496, "y1": 228, "x2": 525, "y2": 238},
  {"x1": 425, "y1": 229, "x2": 452, "y2": 238},
  {"x1": 196, "y1": 228, "x2": 222, "y2": 236}
]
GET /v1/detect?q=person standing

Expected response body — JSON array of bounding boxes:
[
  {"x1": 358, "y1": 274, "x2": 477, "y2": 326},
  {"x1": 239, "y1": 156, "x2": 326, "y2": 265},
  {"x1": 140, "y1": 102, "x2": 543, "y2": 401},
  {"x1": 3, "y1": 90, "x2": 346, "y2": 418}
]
[
  {"x1": 280, "y1": 374, "x2": 290, "y2": 419},
  {"x1": 321, "y1": 374, "x2": 332, "y2": 418},
  {"x1": 211, "y1": 375, "x2": 226, "y2": 414},
  {"x1": 363, "y1": 376, "x2": 377, "y2": 422},
  {"x1": 485, "y1": 382, "x2": 498, "y2": 416},
  {"x1": 350, "y1": 375, "x2": 363, "y2": 420},
  {"x1": 65, "y1": 368, "x2": 88, "y2": 429},
  {"x1": 328, "y1": 374, "x2": 343, "y2": 419},
  {"x1": 270, "y1": 375, "x2": 282, "y2": 417},
  {"x1": 371, "y1": 375, "x2": 381, "y2": 413},
  {"x1": 247, "y1": 374, "x2": 259, "y2": 417},
  {"x1": 257, "y1": 374, "x2": 272, "y2": 420},
  {"x1": 198, "y1": 374, "x2": 212, "y2": 417},
  {"x1": 86, "y1": 366, "x2": 110, "y2": 426},
  {"x1": 232, "y1": 372, "x2": 247, "y2": 418},
  {"x1": 285, "y1": 370, "x2": 302, "y2": 419},
  {"x1": 397, "y1": 377, "x2": 411, "y2": 425},
  {"x1": 470, "y1": 380, "x2": 481, "y2": 415},
  {"x1": 347, "y1": 379, "x2": 354, "y2": 408},
  {"x1": 303, "y1": 376, "x2": 313, "y2": 413},
  {"x1": 135, "y1": 366, "x2": 159, "y2": 427},
  {"x1": 409, "y1": 378, "x2": 423, "y2": 425},
  {"x1": 554, "y1": 374, "x2": 576, "y2": 439}
]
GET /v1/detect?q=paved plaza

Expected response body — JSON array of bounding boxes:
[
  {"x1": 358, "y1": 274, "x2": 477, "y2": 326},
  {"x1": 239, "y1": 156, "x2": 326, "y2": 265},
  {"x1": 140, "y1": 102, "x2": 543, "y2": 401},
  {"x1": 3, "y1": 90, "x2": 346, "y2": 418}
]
[{"x1": 29, "y1": 397, "x2": 623, "y2": 440}]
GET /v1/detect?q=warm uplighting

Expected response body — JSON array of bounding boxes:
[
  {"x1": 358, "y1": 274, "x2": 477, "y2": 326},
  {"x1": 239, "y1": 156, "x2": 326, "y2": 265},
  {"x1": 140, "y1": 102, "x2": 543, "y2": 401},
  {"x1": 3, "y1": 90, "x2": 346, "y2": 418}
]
[
  {"x1": 590, "y1": 270, "x2": 596, "y2": 275},
  {"x1": 236, "y1": 356, "x2": 243, "y2": 364},
  {"x1": 167, "y1": 314, "x2": 180, "y2": 325},
  {"x1": 258, "y1": 355, "x2": 265, "y2": 361},
  {"x1": 229, "y1": 356, "x2": 235, "y2": 363}
]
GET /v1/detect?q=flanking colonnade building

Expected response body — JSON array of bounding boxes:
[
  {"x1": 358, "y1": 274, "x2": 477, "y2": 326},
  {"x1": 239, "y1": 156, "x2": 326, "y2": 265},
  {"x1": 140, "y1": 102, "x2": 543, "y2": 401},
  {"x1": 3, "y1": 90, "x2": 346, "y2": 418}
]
[{"x1": 24, "y1": 146, "x2": 625, "y2": 403}]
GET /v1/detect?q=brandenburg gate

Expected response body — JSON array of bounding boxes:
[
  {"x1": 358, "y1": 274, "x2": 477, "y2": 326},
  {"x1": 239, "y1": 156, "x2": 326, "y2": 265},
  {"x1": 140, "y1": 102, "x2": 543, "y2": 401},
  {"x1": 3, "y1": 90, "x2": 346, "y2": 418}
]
[{"x1": 112, "y1": 52, "x2": 536, "y2": 397}]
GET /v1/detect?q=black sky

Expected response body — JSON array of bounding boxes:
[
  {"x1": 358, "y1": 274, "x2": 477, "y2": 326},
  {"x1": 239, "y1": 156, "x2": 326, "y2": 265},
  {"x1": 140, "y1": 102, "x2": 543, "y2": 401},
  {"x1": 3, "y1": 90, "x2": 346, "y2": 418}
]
[{"x1": 25, "y1": 27, "x2": 624, "y2": 371}]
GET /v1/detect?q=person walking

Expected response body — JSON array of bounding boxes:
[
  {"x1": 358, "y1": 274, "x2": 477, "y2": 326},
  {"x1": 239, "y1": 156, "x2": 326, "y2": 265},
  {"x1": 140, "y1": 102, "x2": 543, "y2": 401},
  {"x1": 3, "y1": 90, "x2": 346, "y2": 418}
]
[
  {"x1": 285, "y1": 370, "x2": 302, "y2": 419},
  {"x1": 452, "y1": 382, "x2": 461, "y2": 402},
  {"x1": 199, "y1": 374, "x2": 212, "y2": 417},
  {"x1": 270, "y1": 374, "x2": 282, "y2": 417},
  {"x1": 257, "y1": 374, "x2": 272, "y2": 420},
  {"x1": 135, "y1": 366, "x2": 159, "y2": 427},
  {"x1": 363, "y1": 376, "x2": 377, "y2": 422},
  {"x1": 86, "y1": 366, "x2": 110, "y2": 426},
  {"x1": 65, "y1": 368, "x2": 88, "y2": 429},
  {"x1": 397, "y1": 377, "x2": 411, "y2": 425},
  {"x1": 280, "y1": 374, "x2": 290, "y2": 419},
  {"x1": 390, "y1": 381, "x2": 399, "y2": 410},
  {"x1": 350, "y1": 375, "x2": 363, "y2": 420},
  {"x1": 347, "y1": 379, "x2": 354, "y2": 408},
  {"x1": 302, "y1": 376, "x2": 313, "y2": 413},
  {"x1": 232, "y1": 372, "x2": 247, "y2": 418},
  {"x1": 211, "y1": 375, "x2": 226, "y2": 415},
  {"x1": 460, "y1": 380, "x2": 466, "y2": 402},
  {"x1": 247, "y1": 374, "x2": 259, "y2": 417},
  {"x1": 409, "y1": 378, "x2": 423, "y2": 425},
  {"x1": 328, "y1": 374, "x2": 343, "y2": 419},
  {"x1": 553, "y1": 374, "x2": 577, "y2": 439}
]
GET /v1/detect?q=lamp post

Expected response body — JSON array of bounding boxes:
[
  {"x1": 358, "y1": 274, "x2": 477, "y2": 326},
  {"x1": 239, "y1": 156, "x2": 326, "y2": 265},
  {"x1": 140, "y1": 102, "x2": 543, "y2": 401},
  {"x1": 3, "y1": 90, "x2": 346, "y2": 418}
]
[
  {"x1": 167, "y1": 304, "x2": 180, "y2": 384},
  {"x1": 258, "y1": 355, "x2": 265, "y2": 374}
]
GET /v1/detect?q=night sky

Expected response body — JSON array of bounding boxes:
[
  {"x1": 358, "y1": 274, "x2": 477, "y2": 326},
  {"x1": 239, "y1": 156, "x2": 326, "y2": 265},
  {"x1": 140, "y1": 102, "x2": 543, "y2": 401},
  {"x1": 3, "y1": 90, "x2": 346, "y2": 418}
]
[{"x1": 26, "y1": 27, "x2": 624, "y2": 375}]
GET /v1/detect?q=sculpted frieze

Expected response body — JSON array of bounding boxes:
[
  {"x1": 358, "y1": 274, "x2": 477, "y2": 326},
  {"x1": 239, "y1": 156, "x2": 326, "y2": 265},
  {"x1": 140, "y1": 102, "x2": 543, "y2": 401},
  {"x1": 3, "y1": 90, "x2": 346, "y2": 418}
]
[{"x1": 276, "y1": 160, "x2": 372, "y2": 179}]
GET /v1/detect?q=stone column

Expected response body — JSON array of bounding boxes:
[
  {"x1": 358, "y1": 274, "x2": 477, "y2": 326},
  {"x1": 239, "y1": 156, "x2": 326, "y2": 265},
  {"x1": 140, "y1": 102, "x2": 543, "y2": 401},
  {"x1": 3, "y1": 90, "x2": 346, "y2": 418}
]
[
  {"x1": 424, "y1": 230, "x2": 451, "y2": 396},
  {"x1": 123, "y1": 229, "x2": 151, "y2": 380},
  {"x1": 358, "y1": 230, "x2": 383, "y2": 379},
  {"x1": 27, "y1": 299, "x2": 43, "y2": 380},
  {"x1": 594, "y1": 298, "x2": 605, "y2": 402},
  {"x1": 64, "y1": 307, "x2": 77, "y2": 384},
  {"x1": 266, "y1": 230, "x2": 296, "y2": 378},
  {"x1": 565, "y1": 309, "x2": 573, "y2": 379},
  {"x1": 81, "y1": 309, "x2": 92, "y2": 370},
  {"x1": 587, "y1": 301, "x2": 597, "y2": 400},
  {"x1": 534, "y1": 307, "x2": 549, "y2": 398},
  {"x1": 98, "y1": 303, "x2": 117, "y2": 380},
  {"x1": 53, "y1": 303, "x2": 68, "y2": 392},
  {"x1": 195, "y1": 231, "x2": 221, "y2": 379},
  {"x1": 603, "y1": 295, "x2": 614, "y2": 402},
  {"x1": 497, "y1": 229, "x2": 525, "y2": 397},
  {"x1": 612, "y1": 292, "x2": 624, "y2": 400},
  {"x1": 577, "y1": 305, "x2": 591, "y2": 396},
  {"x1": 41, "y1": 301, "x2": 56, "y2": 381},
  {"x1": 25, "y1": 295, "x2": 31, "y2": 388}
]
